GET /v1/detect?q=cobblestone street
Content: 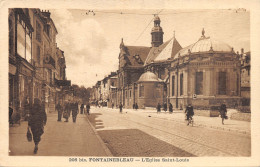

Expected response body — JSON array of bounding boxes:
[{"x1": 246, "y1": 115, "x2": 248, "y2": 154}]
[{"x1": 88, "y1": 107, "x2": 251, "y2": 157}]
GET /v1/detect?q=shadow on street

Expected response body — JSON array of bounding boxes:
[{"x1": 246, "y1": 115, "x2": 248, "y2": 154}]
[{"x1": 98, "y1": 129, "x2": 196, "y2": 157}]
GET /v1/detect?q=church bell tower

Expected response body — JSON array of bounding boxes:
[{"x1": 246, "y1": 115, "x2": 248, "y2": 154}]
[{"x1": 151, "y1": 15, "x2": 164, "y2": 47}]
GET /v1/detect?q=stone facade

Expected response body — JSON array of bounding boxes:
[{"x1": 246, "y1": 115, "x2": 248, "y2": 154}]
[
  {"x1": 8, "y1": 8, "x2": 70, "y2": 122},
  {"x1": 137, "y1": 72, "x2": 164, "y2": 108},
  {"x1": 169, "y1": 32, "x2": 241, "y2": 110}
]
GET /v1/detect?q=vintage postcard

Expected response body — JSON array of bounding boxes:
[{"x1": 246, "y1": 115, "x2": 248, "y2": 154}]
[{"x1": 0, "y1": 0, "x2": 260, "y2": 166}]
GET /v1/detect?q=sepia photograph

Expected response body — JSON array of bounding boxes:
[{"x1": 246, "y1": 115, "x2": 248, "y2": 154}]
[{"x1": 1, "y1": 0, "x2": 260, "y2": 167}]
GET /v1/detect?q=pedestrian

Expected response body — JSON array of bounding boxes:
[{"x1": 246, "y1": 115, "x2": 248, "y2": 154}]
[
  {"x1": 112, "y1": 103, "x2": 114, "y2": 109},
  {"x1": 28, "y1": 98, "x2": 47, "y2": 154},
  {"x1": 157, "y1": 103, "x2": 161, "y2": 114},
  {"x1": 185, "y1": 104, "x2": 194, "y2": 125},
  {"x1": 64, "y1": 102, "x2": 70, "y2": 122},
  {"x1": 86, "y1": 103, "x2": 90, "y2": 115},
  {"x1": 68, "y1": 102, "x2": 72, "y2": 118},
  {"x1": 169, "y1": 102, "x2": 173, "y2": 113},
  {"x1": 72, "y1": 102, "x2": 79, "y2": 123},
  {"x1": 135, "y1": 103, "x2": 138, "y2": 110},
  {"x1": 80, "y1": 104, "x2": 84, "y2": 114},
  {"x1": 133, "y1": 103, "x2": 135, "y2": 109},
  {"x1": 219, "y1": 103, "x2": 227, "y2": 125},
  {"x1": 119, "y1": 102, "x2": 123, "y2": 113},
  {"x1": 163, "y1": 102, "x2": 167, "y2": 112},
  {"x1": 56, "y1": 101, "x2": 63, "y2": 122},
  {"x1": 9, "y1": 102, "x2": 14, "y2": 126}
]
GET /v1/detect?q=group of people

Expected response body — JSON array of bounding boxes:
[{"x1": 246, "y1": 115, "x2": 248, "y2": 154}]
[
  {"x1": 156, "y1": 102, "x2": 173, "y2": 113},
  {"x1": 132, "y1": 103, "x2": 138, "y2": 110},
  {"x1": 56, "y1": 101, "x2": 91, "y2": 123},
  {"x1": 26, "y1": 100, "x2": 91, "y2": 154},
  {"x1": 184, "y1": 103, "x2": 228, "y2": 125},
  {"x1": 156, "y1": 102, "x2": 228, "y2": 125}
]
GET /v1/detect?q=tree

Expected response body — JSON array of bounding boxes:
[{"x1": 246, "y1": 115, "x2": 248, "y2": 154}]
[{"x1": 71, "y1": 84, "x2": 91, "y2": 103}]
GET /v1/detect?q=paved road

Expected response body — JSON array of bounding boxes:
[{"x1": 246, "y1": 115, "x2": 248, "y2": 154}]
[{"x1": 88, "y1": 107, "x2": 251, "y2": 157}]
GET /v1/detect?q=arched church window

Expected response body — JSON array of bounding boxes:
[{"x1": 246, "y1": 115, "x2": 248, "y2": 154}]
[
  {"x1": 218, "y1": 72, "x2": 226, "y2": 95},
  {"x1": 195, "y1": 72, "x2": 203, "y2": 95},
  {"x1": 139, "y1": 84, "x2": 144, "y2": 97}
]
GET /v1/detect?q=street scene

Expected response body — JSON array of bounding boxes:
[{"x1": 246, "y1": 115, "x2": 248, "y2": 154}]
[{"x1": 8, "y1": 8, "x2": 251, "y2": 157}]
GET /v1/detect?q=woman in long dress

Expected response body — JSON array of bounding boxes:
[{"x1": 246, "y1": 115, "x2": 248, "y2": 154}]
[{"x1": 28, "y1": 98, "x2": 47, "y2": 154}]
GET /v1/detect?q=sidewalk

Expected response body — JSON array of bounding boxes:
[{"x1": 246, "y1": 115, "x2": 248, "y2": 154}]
[
  {"x1": 9, "y1": 112, "x2": 112, "y2": 156},
  {"x1": 105, "y1": 107, "x2": 251, "y2": 135}
]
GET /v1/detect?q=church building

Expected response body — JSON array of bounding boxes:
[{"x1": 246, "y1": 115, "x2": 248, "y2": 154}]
[{"x1": 116, "y1": 15, "x2": 242, "y2": 109}]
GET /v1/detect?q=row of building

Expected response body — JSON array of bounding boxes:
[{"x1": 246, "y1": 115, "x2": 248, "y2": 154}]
[
  {"x1": 90, "y1": 16, "x2": 250, "y2": 111},
  {"x1": 9, "y1": 8, "x2": 72, "y2": 119}
]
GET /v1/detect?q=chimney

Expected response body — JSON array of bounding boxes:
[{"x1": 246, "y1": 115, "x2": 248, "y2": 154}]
[{"x1": 41, "y1": 10, "x2": 51, "y2": 18}]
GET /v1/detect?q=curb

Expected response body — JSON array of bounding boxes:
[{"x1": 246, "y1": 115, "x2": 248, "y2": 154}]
[
  {"x1": 85, "y1": 115, "x2": 113, "y2": 156},
  {"x1": 103, "y1": 108, "x2": 250, "y2": 135},
  {"x1": 148, "y1": 114, "x2": 250, "y2": 135}
]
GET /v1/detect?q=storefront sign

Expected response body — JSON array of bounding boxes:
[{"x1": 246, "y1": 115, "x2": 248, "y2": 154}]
[{"x1": 55, "y1": 80, "x2": 71, "y2": 87}]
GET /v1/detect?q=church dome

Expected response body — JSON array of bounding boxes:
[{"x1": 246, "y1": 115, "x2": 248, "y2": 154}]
[
  {"x1": 138, "y1": 71, "x2": 161, "y2": 82},
  {"x1": 192, "y1": 37, "x2": 232, "y2": 53},
  {"x1": 175, "y1": 29, "x2": 233, "y2": 58}
]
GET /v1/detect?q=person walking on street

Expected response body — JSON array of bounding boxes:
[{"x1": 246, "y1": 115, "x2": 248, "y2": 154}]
[
  {"x1": 112, "y1": 103, "x2": 114, "y2": 109},
  {"x1": 9, "y1": 102, "x2": 14, "y2": 126},
  {"x1": 185, "y1": 104, "x2": 194, "y2": 125},
  {"x1": 219, "y1": 103, "x2": 227, "y2": 125},
  {"x1": 119, "y1": 102, "x2": 123, "y2": 113},
  {"x1": 80, "y1": 104, "x2": 84, "y2": 114},
  {"x1": 169, "y1": 102, "x2": 173, "y2": 113},
  {"x1": 56, "y1": 101, "x2": 63, "y2": 122},
  {"x1": 133, "y1": 103, "x2": 135, "y2": 110},
  {"x1": 135, "y1": 103, "x2": 138, "y2": 110},
  {"x1": 28, "y1": 98, "x2": 47, "y2": 154},
  {"x1": 157, "y1": 103, "x2": 161, "y2": 114},
  {"x1": 163, "y1": 102, "x2": 167, "y2": 112},
  {"x1": 72, "y1": 102, "x2": 79, "y2": 123},
  {"x1": 86, "y1": 103, "x2": 90, "y2": 115},
  {"x1": 64, "y1": 102, "x2": 70, "y2": 122}
]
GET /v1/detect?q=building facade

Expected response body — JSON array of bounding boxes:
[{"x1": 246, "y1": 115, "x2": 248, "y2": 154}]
[
  {"x1": 240, "y1": 50, "x2": 250, "y2": 110},
  {"x1": 9, "y1": 8, "x2": 70, "y2": 122},
  {"x1": 89, "y1": 15, "x2": 248, "y2": 112},
  {"x1": 9, "y1": 8, "x2": 34, "y2": 119},
  {"x1": 169, "y1": 30, "x2": 241, "y2": 109}
]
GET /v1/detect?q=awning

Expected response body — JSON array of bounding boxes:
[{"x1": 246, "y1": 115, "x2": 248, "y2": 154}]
[
  {"x1": 55, "y1": 79, "x2": 71, "y2": 87},
  {"x1": 9, "y1": 64, "x2": 16, "y2": 75}
]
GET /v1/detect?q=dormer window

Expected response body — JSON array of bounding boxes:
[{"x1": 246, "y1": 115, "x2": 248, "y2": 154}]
[{"x1": 134, "y1": 54, "x2": 143, "y2": 64}]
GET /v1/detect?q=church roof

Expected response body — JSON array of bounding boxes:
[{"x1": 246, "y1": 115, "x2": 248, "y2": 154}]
[
  {"x1": 174, "y1": 31, "x2": 233, "y2": 58},
  {"x1": 154, "y1": 37, "x2": 182, "y2": 62},
  {"x1": 123, "y1": 46, "x2": 151, "y2": 66},
  {"x1": 138, "y1": 71, "x2": 162, "y2": 82},
  {"x1": 144, "y1": 40, "x2": 170, "y2": 65},
  {"x1": 144, "y1": 37, "x2": 182, "y2": 65}
]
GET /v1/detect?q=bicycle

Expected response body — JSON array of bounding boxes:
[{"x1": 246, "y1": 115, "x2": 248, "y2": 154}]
[{"x1": 186, "y1": 115, "x2": 194, "y2": 126}]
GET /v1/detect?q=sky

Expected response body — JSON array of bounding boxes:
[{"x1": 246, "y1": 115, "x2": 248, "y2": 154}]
[{"x1": 49, "y1": 9, "x2": 250, "y2": 88}]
